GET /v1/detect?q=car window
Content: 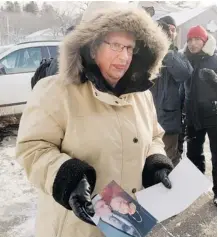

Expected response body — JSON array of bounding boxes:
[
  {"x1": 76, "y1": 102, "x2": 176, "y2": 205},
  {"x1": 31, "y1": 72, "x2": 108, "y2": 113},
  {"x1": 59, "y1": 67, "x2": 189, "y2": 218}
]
[
  {"x1": 48, "y1": 46, "x2": 58, "y2": 58},
  {"x1": 0, "y1": 51, "x2": 17, "y2": 69},
  {"x1": 0, "y1": 47, "x2": 43, "y2": 74}
]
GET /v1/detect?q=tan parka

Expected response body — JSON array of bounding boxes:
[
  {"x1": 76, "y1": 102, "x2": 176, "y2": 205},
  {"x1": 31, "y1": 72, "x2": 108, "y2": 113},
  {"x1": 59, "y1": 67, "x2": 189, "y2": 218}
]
[{"x1": 16, "y1": 7, "x2": 171, "y2": 237}]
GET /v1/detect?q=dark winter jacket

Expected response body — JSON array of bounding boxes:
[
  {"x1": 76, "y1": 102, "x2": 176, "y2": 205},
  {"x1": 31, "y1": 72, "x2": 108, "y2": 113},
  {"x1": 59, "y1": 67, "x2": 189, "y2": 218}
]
[
  {"x1": 46, "y1": 58, "x2": 59, "y2": 76},
  {"x1": 150, "y1": 49, "x2": 193, "y2": 134},
  {"x1": 180, "y1": 34, "x2": 217, "y2": 130}
]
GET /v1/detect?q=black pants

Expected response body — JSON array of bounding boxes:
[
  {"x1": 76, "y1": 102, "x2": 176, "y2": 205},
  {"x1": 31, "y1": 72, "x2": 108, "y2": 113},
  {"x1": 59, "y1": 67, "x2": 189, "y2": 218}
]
[{"x1": 187, "y1": 126, "x2": 217, "y2": 196}]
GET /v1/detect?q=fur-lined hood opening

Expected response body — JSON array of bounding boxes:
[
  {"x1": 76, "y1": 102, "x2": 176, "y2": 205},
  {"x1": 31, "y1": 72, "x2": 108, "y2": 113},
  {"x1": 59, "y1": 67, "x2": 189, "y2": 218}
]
[{"x1": 58, "y1": 7, "x2": 170, "y2": 84}]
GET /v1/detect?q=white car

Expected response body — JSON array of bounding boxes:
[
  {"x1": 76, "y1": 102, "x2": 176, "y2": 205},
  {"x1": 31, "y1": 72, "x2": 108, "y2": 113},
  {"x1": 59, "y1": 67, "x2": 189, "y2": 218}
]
[
  {"x1": 0, "y1": 44, "x2": 14, "y2": 54},
  {"x1": 0, "y1": 40, "x2": 60, "y2": 117}
]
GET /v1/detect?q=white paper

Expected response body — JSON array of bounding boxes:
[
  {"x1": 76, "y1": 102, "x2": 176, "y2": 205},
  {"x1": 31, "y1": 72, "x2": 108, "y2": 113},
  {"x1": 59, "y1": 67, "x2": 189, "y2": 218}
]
[{"x1": 136, "y1": 158, "x2": 212, "y2": 222}]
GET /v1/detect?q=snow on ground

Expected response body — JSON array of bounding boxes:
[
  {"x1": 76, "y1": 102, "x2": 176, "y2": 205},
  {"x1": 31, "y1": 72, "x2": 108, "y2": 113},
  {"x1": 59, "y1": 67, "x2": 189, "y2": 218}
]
[
  {"x1": 0, "y1": 128, "x2": 216, "y2": 237},
  {"x1": 0, "y1": 135, "x2": 37, "y2": 237}
]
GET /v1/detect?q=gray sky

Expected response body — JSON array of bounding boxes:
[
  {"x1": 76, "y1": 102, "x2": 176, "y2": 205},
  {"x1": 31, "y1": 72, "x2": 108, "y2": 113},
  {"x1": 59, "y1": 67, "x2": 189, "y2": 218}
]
[{"x1": 0, "y1": 1, "x2": 216, "y2": 11}]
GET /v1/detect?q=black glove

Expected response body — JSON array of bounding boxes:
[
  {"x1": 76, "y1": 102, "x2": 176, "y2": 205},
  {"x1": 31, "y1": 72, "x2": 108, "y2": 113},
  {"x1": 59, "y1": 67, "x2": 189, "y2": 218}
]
[
  {"x1": 154, "y1": 168, "x2": 172, "y2": 189},
  {"x1": 142, "y1": 154, "x2": 174, "y2": 189},
  {"x1": 199, "y1": 68, "x2": 216, "y2": 79},
  {"x1": 199, "y1": 68, "x2": 217, "y2": 86},
  {"x1": 69, "y1": 175, "x2": 95, "y2": 225}
]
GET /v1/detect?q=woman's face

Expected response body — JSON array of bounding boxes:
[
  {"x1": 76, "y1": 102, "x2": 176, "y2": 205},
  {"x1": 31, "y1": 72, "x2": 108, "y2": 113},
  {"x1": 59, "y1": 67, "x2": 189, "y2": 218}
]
[
  {"x1": 110, "y1": 196, "x2": 136, "y2": 215},
  {"x1": 95, "y1": 200, "x2": 112, "y2": 217},
  {"x1": 94, "y1": 32, "x2": 135, "y2": 87}
]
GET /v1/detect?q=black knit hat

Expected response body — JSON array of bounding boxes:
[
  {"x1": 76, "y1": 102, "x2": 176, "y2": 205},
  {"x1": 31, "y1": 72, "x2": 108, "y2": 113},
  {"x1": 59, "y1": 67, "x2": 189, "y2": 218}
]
[
  {"x1": 159, "y1": 16, "x2": 176, "y2": 28},
  {"x1": 157, "y1": 20, "x2": 171, "y2": 38}
]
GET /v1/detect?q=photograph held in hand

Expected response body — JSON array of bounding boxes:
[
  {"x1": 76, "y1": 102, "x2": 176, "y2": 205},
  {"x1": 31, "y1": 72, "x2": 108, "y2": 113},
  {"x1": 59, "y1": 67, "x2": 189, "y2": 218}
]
[{"x1": 90, "y1": 181, "x2": 157, "y2": 237}]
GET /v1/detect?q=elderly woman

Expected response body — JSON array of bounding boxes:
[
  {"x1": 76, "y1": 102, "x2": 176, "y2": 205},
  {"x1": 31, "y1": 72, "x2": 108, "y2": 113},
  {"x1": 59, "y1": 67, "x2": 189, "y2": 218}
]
[{"x1": 16, "y1": 7, "x2": 173, "y2": 237}]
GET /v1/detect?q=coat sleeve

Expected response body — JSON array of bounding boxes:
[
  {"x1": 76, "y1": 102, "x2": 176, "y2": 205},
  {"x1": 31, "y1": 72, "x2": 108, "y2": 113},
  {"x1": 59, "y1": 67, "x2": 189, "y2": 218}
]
[
  {"x1": 16, "y1": 78, "x2": 96, "y2": 210},
  {"x1": 163, "y1": 50, "x2": 193, "y2": 82},
  {"x1": 146, "y1": 95, "x2": 166, "y2": 157},
  {"x1": 46, "y1": 58, "x2": 59, "y2": 76},
  {"x1": 142, "y1": 92, "x2": 174, "y2": 188}
]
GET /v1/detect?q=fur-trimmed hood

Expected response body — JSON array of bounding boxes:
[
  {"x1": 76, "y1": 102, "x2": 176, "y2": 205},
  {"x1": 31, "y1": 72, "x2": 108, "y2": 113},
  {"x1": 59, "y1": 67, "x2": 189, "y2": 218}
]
[
  {"x1": 59, "y1": 7, "x2": 169, "y2": 85},
  {"x1": 202, "y1": 34, "x2": 216, "y2": 56}
]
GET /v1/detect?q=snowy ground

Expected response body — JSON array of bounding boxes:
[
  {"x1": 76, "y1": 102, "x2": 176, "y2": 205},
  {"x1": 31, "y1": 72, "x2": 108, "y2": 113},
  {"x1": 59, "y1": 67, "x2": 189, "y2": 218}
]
[
  {"x1": 0, "y1": 126, "x2": 217, "y2": 237},
  {"x1": 0, "y1": 128, "x2": 37, "y2": 237}
]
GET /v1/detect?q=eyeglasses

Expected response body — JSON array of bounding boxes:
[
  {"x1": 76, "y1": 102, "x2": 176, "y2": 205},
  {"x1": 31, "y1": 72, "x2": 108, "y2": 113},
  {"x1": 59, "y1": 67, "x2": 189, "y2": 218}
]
[{"x1": 103, "y1": 41, "x2": 139, "y2": 55}]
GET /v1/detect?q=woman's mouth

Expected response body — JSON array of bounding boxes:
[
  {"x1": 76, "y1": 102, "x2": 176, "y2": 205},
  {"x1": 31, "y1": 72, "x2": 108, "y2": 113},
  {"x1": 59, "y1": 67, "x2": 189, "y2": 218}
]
[{"x1": 112, "y1": 64, "x2": 126, "y2": 70}]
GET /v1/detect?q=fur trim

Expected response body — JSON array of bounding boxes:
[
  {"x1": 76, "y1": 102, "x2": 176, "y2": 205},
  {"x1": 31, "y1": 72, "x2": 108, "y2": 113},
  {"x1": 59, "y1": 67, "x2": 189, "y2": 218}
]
[
  {"x1": 59, "y1": 7, "x2": 169, "y2": 84},
  {"x1": 142, "y1": 154, "x2": 174, "y2": 188},
  {"x1": 52, "y1": 158, "x2": 96, "y2": 210},
  {"x1": 202, "y1": 34, "x2": 216, "y2": 56}
]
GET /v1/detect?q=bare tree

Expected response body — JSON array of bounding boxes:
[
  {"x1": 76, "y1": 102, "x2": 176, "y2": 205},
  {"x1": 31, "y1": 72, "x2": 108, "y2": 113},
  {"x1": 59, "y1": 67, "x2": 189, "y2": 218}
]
[
  {"x1": 4, "y1": 1, "x2": 14, "y2": 12},
  {"x1": 49, "y1": 2, "x2": 88, "y2": 36},
  {"x1": 41, "y1": 2, "x2": 55, "y2": 14},
  {"x1": 14, "y1": 1, "x2": 21, "y2": 12},
  {"x1": 76, "y1": 1, "x2": 89, "y2": 12},
  {"x1": 23, "y1": 1, "x2": 39, "y2": 14},
  {"x1": 0, "y1": 1, "x2": 89, "y2": 45}
]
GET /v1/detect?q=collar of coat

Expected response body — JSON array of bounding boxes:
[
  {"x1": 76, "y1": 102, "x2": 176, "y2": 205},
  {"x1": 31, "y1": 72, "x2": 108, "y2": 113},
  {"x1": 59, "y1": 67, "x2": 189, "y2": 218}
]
[
  {"x1": 82, "y1": 62, "x2": 154, "y2": 97},
  {"x1": 58, "y1": 7, "x2": 169, "y2": 92}
]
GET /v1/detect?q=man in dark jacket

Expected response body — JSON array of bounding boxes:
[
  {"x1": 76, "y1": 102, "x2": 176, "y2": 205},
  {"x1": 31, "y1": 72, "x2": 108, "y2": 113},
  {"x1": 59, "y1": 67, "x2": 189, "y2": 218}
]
[
  {"x1": 31, "y1": 25, "x2": 76, "y2": 89},
  {"x1": 46, "y1": 25, "x2": 75, "y2": 76},
  {"x1": 180, "y1": 25, "x2": 217, "y2": 206},
  {"x1": 150, "y1": 16, "x2": 192, "y2": 166}
]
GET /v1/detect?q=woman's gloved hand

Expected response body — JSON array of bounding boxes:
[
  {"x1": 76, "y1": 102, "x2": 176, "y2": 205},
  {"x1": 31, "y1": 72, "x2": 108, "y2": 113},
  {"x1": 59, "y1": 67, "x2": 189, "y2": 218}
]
[
  {"x1": 142, "y1": 154, "x2": 174, "y2": 189},
  {"x1": 154, "y1": 168, "x2": 172, "y2": 189},
  {"x1": 69, "y1": 175, "x2": 95, "y2": 225}
]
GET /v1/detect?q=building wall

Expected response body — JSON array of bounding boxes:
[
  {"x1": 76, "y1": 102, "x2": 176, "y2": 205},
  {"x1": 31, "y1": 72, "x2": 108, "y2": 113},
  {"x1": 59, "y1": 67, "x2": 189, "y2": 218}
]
[{"x1": 176, "y1": 8, "x2": 217, "y2": 49}]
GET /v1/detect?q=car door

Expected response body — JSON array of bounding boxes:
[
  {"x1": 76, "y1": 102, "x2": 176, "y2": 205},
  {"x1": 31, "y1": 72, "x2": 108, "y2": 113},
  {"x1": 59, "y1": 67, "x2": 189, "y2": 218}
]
[{"x1": 0, "y1": 46, "x2": 45, "y2": 106}]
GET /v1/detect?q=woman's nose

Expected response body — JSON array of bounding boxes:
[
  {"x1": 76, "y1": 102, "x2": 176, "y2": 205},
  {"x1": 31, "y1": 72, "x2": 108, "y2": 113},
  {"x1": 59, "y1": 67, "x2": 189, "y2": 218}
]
[{"x1": 119, "y1": 47, "x2": 129, "y2": 60}]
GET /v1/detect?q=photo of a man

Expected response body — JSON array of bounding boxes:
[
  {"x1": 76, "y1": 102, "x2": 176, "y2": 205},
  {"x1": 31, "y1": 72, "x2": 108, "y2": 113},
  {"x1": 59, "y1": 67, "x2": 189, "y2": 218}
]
[
  {"x1": 91, "y1": 181, "x2": 157, "y2": 237},
  {"x1": 94, "y1": 196, "x2": 141, "y2": 237}
]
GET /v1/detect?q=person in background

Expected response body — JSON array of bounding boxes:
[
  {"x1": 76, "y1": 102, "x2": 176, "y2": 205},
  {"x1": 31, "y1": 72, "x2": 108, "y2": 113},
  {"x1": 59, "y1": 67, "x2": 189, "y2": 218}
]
[
  {"x1": 158, "y1": 16, "x2": 177, "y2": 50},
  {"x1": 150, "y1": 16, "x2": 192, "y2": 166},
  {"x1": 46, "y1": 25, "x2": 76, "y2": 76},
  {"x1": 16, "y1": 7, "x2": 174, "y2": 237},
  {"x1": 180, "y1": 25, "x2": 217, "y2": 206},
  {"x1": 31, "y1": 25, "x2": 76, "y2": 89}
]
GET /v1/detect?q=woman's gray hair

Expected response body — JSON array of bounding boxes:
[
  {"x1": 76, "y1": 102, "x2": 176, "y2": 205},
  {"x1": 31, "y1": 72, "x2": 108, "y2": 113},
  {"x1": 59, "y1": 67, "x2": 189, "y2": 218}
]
[{"x1": 90, "y1": 35, "x2": 105, "y2": 59}]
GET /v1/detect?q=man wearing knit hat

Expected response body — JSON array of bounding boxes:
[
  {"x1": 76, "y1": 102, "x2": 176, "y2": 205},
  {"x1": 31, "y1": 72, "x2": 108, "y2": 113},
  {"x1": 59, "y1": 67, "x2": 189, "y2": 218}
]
[
  {"x1": 187, "y1": 25, "x2": 209, "y2": 53},
  {"x1": 180, "y1": 25, "x2": 217, "y2": 206},
  {"x1": 159, "y1": 15, "x2": 177, "y2": 47},
  {"x1": 150, "y1": 18, "x2": 193, "y2": 166}
]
